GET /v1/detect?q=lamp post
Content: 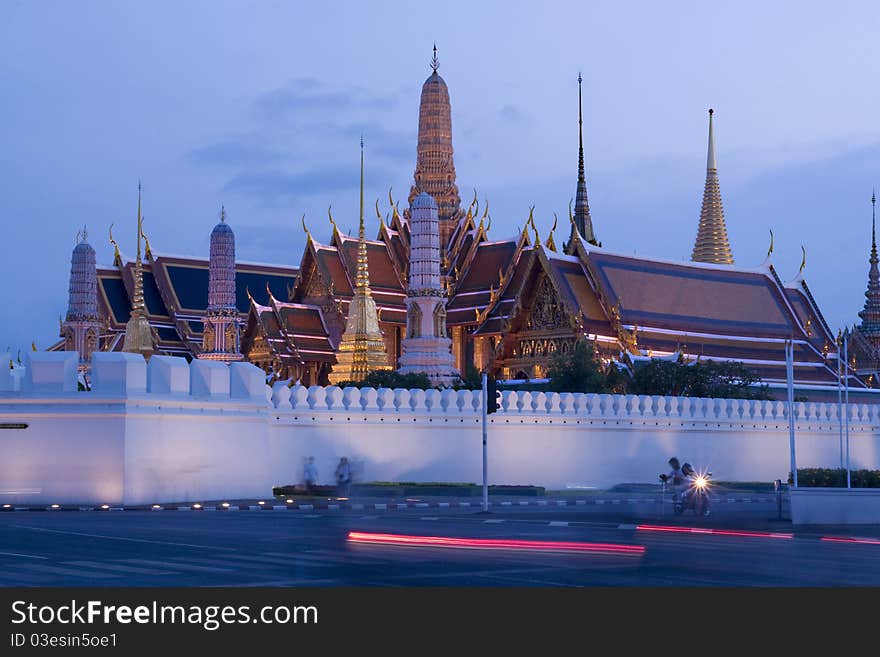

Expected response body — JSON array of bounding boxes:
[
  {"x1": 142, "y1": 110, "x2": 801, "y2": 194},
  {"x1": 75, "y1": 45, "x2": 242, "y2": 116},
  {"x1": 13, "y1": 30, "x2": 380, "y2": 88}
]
[
  {"x1": 785, "y1": 339, "x2": 797, "y2": 488},
  {"x1": 843, "y1": 329, "x2": 851, "y2": 489},
  {"x1": 837, "y1": 329, "x2": 844, "y2": 469}
]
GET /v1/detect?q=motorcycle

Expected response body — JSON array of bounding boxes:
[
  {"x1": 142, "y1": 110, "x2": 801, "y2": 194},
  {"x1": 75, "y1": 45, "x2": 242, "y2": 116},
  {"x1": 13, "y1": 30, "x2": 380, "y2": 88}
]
[{"x1": 659, "y1": 470, "x2": 712, "y2": 517}]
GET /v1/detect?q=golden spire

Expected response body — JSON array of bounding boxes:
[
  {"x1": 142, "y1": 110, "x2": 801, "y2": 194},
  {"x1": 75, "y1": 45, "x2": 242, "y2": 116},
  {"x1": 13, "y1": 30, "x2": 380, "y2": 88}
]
[
  {"x1": 327, "y1": 138, "x2": 390, "y2": 384},
  {"x1": 431, "y1": 42, "x2": 439, "y2": 73},
  {"x1": 122, "y1": 182, "x2": 157, "y2": 359},
  {"x1": 356, "y1": 136, "x2": 370, "y2": 291},
  {"x1": 131, "y1": 182, "x2": 145, "y2": 313},
  {"x1": 692, "y1": 108, "x2": 734, "y2": 265}
]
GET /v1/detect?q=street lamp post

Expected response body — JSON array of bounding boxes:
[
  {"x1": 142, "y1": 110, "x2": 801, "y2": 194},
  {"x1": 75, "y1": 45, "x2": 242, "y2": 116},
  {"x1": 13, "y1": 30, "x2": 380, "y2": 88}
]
[
  {"x1": 785, "y1": 339, "x2": 798, "y2": 488},
  {"x1": 844, "y1": 329, "x2": 851, "y2": 489},
  {"x1": 481, "y1": 370, "x2": 489, "y2": 512}
]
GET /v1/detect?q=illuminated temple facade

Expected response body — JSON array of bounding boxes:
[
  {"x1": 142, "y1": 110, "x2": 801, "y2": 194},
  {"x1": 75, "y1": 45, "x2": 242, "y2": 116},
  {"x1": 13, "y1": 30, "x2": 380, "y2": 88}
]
[{"x1": 51, "y1": 49, "x2": 864, "y2": 395}]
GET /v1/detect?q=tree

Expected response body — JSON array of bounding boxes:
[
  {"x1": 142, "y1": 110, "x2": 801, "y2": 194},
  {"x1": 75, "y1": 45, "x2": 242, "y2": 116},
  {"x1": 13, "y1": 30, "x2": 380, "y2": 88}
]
[
  {"x1": 547, "y1": 340, "x2": 615, "y2": 393},
  {"x1": 336, "y1": 370, "x2": 434, "y2": 390},
  {"x1": 629, "y1": 358, "x2": 770, "y2": 400}
]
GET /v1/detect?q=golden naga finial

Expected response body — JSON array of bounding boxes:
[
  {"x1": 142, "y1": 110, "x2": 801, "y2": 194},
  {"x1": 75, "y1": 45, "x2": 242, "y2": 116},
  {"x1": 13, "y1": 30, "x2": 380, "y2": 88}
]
[
  {"x1": 388, "y1": 187, "x2": 401, "y2": 220},
  {"x1": 799, "y1": 245, "x2": 806, "y2": 274},
  {"x1": 375, "y1": 198, "x2": 383, "y2": 221},
  {"x1": 568, "y1": 198, "x2": 574, "y2": 223},
  {"x1": 141, "y1": 218, "x2": 152, "y2": 260},
  {"x1": 301, "y1": 214, "x2": 312, "y2": 242},
  {"x1": 328, "y1": 204, "x2": 336, "y2": 228},
  {"x1": 482, "y1": 199, "x2": 489, "y2": 220},
  {"x1": 31, "y1": 341, "x2": 37, "y2": 352},
  {"x1": 108, "y1": 223, "x2": 122, "y2": 266},
  {"x1": 767, "y1": 229, "x2": 774, "y2": 257},
  {"x1": 266, "y1": 280, "x2": 276, "y2": 302},
  {"x1": 486, "y1": 214, "x2": 492, "y2": 232}
]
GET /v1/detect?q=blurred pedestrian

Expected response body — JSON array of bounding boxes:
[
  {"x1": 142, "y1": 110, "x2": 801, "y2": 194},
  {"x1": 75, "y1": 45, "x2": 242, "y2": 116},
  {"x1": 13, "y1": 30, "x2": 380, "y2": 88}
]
[
  {"x1": 335, "y1": 457, "x2": 352, "y2": 498},
  {"x1": 303, "y1": 456, "x2": 318, "y2": 493}
]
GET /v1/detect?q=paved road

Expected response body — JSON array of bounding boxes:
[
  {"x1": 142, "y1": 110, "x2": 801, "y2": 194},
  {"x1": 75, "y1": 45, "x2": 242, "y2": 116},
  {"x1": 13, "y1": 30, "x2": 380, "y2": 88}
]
[{"x1": 1, "y1": 501, "x2": 878, "y2": 586}]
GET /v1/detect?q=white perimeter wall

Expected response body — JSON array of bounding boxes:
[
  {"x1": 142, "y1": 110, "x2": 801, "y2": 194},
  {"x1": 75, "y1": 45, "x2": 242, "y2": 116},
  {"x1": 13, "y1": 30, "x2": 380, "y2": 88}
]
[{"x1": 2, "y1": 353, "x2": 879, "y2": 505}]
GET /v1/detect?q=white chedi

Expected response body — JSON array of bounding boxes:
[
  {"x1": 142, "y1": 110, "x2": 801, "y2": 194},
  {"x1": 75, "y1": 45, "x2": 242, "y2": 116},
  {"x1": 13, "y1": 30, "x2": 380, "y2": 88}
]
[{"x1": 398, "y1": 192, "x2": 459, "y2": 384}]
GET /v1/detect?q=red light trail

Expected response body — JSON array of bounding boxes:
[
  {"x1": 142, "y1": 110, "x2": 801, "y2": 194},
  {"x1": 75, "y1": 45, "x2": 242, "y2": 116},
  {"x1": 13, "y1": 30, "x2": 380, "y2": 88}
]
[{"x1": 347, "y1": 531, "x2": 645, "y2": 555}]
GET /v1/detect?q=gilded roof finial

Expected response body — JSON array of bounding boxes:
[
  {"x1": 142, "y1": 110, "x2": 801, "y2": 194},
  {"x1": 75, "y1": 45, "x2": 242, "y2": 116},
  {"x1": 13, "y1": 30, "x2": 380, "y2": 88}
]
[
  {"x1": 109, "y1": 223, "x2": 121, "y2": 266},
  {"x1": 328, "y1": 204, "x2": 336, "y2": 229},
  {"x1": 431, "y1": 42, "x2": 439, "y2": 73},
  {"x1": 141, "y1": 216, "x2": 152, "y2": 260},
  {"x1": 301, "y1": 214, "x2": 312, "y2": 242},
  {"x1": 767, "y1": 229, "x2": 774, "y2": 257},
  {"x1": 482, "y1": 199, "x2": 489, "y2": 220},
  {"x1": 799, "y1": 245, "x2": 806, "y2": 274}
]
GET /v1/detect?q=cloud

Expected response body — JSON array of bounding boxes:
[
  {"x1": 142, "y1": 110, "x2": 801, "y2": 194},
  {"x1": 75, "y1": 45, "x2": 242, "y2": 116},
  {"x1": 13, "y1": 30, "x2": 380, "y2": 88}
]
[
  {"x1": 188, "y1": 139, "x2": 289, "y2": 168},
  {"x1": 499, "y1": 104, "x2": 525, "y2": 122},
  {"x1": 223, "y1": 163, "x2": 398, "y2": 207},
  {"x1": 252, "y1": 78, "x2": 398, "y2": 123}
]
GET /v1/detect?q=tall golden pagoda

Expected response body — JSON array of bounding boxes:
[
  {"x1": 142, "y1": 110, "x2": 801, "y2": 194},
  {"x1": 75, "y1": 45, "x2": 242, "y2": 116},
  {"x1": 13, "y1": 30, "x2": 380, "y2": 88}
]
[
  {"x1": 327, "y1": 139, "x2": 391, "y2": 384},
  {"x1": 122, "y1": 183, "x2": 158, "y2": 359},
  {"x1": 691, "y1": 109, "x2": 734, "y2": 265}
]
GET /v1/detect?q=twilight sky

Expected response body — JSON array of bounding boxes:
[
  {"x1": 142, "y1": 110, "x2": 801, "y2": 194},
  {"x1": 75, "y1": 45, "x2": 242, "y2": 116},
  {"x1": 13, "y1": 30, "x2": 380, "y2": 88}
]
[{"x1": 3, "y1": 1, "x2": 880, "y2": 353}]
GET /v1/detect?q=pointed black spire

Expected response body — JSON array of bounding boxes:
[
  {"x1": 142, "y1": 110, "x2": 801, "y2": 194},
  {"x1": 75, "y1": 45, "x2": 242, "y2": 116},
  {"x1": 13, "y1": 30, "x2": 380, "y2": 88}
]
[{"x1": 572, "y1": 72, "x2": 598, "y2": 246}]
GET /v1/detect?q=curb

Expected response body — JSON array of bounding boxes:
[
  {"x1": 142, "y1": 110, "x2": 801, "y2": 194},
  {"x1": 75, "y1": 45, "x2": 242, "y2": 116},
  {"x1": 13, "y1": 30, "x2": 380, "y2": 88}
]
[{"x1": 0, "y1": 497, "x2": 779, "y2": 513}]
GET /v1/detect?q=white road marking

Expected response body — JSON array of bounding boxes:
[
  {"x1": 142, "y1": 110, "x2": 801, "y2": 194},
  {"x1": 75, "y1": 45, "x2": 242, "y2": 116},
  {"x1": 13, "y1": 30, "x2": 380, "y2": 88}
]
[
  {"x1": 374, "y1": 503, "x2": 387, "y2": 510},
  {"x1": 360, "y1": 515, "x2": 379, "y2": 520},
  {"x1": 31, "y1": 564, "x2": 120, "y2": 579},
  {"x1": 483, "y1": 519, "x2": 505, "y2": 524},
  {"x1": 437, "y1": 502, "x2": 450, "y2": 508},
  {"x1": 64, "y1": 560, "x2": 176, "y2": 575},
  {"x1": 575, "y1": 500, "x2": 586, "y2": 506},
  {"x1": 548, "y1": 521, "x2": 569, "y2": 527},
  {"x1": 618, "y1": 524, "x2": 637, "y2": 530},
  {"x1": 12, "y1": 525, "x2": 237, "y2": 551},
  {"x1": 0, "y1": 550, "x2": 48, "y2": 560},
  {"x1": 420, "y1": 516, "x2": 439, "y2": 521},
  {"x1": 122, "y1": 559, "x2": 233, "y2": 573},
  {"x1": 518, "y1": 501, "x2": 529, "y2": 506}
]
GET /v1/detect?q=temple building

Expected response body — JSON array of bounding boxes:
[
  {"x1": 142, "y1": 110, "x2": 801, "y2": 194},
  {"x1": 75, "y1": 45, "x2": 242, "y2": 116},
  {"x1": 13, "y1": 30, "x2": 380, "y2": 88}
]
[
  {"x1": 51, "y1": 46, "x2": 865, "y2": 397},
  {"x1": 846, "y1": 192, "x2": 880, "y2": 383}
]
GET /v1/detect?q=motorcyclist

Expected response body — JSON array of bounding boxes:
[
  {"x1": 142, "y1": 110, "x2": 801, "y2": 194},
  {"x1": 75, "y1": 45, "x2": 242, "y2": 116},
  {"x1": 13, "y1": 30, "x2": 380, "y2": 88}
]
[{"x1": 660, "y1": 457, "x2": 685, "y2": 501}]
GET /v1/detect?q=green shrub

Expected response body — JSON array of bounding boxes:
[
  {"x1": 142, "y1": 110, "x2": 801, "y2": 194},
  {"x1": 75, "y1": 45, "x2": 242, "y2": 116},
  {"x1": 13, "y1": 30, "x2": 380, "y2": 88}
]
[
  {"x1": 336, "y1": 370, "x2": 434, "y2": 390},
  {"x1": 790, "y1": 468, "x2": 880, "y2": 488}
]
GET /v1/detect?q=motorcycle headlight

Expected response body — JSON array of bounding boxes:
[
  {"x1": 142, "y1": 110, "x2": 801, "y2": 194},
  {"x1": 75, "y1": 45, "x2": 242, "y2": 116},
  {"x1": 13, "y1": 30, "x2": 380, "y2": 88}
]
[{"x1": 694, "y1": 476, "x2": 708, "y2": 490}]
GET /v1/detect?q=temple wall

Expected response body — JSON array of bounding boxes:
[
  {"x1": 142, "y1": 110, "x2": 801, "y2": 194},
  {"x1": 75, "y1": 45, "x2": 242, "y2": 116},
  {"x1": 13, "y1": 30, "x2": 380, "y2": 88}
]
[{"x1": 2, "y1": 352, "x2": 879, "y2": 505}]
